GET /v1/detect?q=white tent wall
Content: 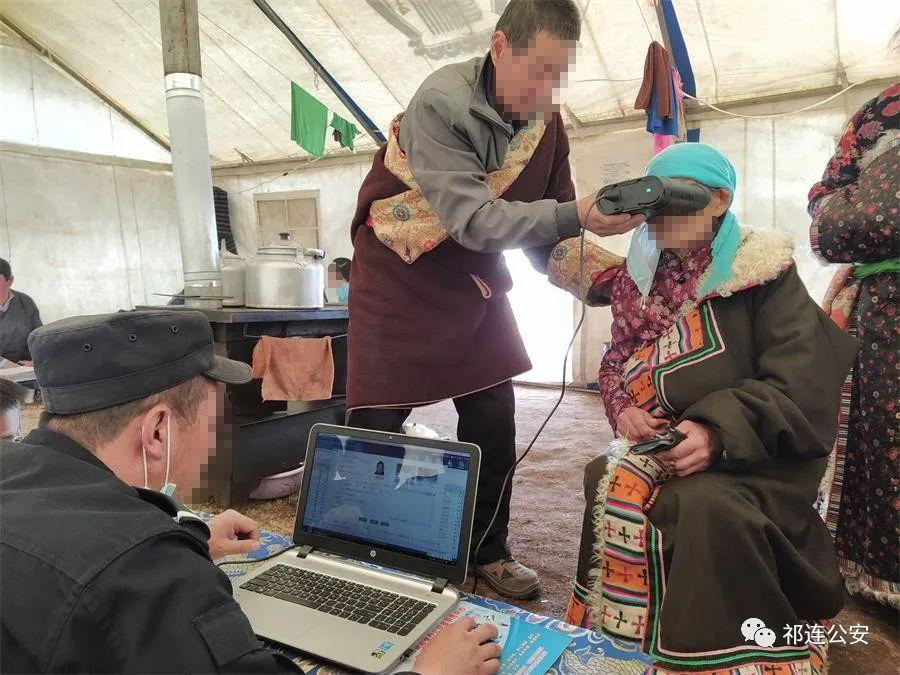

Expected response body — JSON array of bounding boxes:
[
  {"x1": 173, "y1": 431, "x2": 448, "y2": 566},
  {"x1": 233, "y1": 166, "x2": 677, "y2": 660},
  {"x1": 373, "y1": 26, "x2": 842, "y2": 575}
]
[
  {"x1": 0, "y1": 152, "x2": 184, "y2": 323},
  {"x1": 0, "y1": 27, "x2": 170, "y2": 163},
  {"x1": 0, "y1": 30, "x2": 182, "y2": 323}
]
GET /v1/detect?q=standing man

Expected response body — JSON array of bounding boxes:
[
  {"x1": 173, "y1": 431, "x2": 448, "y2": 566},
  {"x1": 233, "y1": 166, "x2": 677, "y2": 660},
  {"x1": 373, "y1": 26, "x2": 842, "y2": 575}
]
[
  {"x1": 347, "y1": 0, "x2": 641, "y2": 598},
  {"x1": 0, "y1": 258, "x2": 42, "y2": 367}
]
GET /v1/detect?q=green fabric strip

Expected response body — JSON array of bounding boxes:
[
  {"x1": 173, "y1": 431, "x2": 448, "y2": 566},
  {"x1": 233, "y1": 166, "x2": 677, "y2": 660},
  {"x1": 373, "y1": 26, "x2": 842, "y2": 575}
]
[
  {"x1": 290, "y1": 82, "x2": 327, "y2": 157},
  {"x1": 572, "y1": 584, "x2": 589, "y2": 602},
  {"x1": 600, "y1": 589, "x2": 647, "y2": 608},
  {"x1": 854, "y1": 258, "x2": 900, "y2": 278},
  {"x1": 329, "y1": 113, "x2": 358, "y2": 150}
]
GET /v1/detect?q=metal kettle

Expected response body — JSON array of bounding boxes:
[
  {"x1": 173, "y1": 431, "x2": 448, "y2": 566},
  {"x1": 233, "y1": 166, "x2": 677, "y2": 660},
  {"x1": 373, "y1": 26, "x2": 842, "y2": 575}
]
[
  {"x1": 245, "y1": 232, "x2": 325, "y2": 309},
  {"x1": 219, "y1": 239, "x2": 247, "y2": 307}
]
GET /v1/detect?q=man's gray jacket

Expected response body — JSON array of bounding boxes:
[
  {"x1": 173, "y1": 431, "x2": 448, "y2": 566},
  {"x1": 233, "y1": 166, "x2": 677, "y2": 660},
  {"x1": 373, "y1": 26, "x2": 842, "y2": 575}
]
[{"x1": 398, "y1": 55, "x2": 581, "y2": 253}]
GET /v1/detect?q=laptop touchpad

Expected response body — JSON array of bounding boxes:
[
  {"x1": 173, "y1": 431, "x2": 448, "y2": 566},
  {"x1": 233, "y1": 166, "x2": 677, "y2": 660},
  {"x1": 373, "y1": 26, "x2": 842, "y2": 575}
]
[{"x1": 245, "y1": 597, "x2": 322, "y2": 645}]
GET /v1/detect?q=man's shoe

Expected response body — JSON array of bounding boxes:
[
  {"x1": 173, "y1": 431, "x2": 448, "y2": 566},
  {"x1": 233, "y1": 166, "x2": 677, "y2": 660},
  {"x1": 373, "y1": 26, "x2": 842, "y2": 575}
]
[{"x1": 476, "y1": 557, "x2": 541, "y2": 599}]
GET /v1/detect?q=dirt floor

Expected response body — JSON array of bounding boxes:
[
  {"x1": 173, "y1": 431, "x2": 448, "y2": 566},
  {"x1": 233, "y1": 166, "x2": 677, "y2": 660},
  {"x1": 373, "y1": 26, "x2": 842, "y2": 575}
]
[{"x1": 20, "y1": 387, "x2": 897, "y2": 672}]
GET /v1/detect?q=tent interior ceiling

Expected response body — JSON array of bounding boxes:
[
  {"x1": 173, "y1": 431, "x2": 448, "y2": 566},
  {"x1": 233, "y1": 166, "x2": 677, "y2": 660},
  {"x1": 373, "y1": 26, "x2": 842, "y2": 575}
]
[{"x1": 2, "y1": 0, "x2": 898, "y2": 166}]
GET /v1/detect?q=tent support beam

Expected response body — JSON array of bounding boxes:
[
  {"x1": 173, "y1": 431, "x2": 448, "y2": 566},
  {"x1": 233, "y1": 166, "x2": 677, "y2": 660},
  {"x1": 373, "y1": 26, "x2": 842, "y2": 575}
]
[
  {"x1": 212, "y1": 150, "x2": 378, "y2": 176},
  {"x1": 0, "y1": 141, "x2": 172, "y2": 171},
  {"x1": 253, "y1": 0, "x2": 387, "y2": 145},
  {"x1": 0, "y1": 13, "x2": 171, "y2": 153},
  {"x1": 681, "y1": 76, "x2": 898, "y2": 122},
  {"x1": 571, "y1": 76, "x2": 896, "y2": 133}
]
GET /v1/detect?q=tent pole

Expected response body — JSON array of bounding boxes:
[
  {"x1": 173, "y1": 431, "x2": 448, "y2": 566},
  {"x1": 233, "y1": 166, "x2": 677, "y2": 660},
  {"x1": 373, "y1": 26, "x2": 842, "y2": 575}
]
[{"x1": 253, "y1": 0, "x2": 387, "y2": 146}]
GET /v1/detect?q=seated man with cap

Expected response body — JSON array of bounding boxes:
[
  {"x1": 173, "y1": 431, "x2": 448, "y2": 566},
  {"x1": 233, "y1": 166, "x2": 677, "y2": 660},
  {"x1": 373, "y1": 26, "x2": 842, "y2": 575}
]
[{"x1": 0, "y1": 310, "x2": 500, "y2": 674}]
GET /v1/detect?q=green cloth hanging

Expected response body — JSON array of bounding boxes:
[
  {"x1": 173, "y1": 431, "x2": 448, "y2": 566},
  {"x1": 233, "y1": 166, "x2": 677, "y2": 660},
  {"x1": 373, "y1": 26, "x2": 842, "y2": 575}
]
[
  {"x1": 329, "y1": 113, "x2": 358, "y2": 150},
  {"x1": 290, "y1": 82, "x2": 327, "y2": 157},
  {"x1": 854, "y1": 258, "x2": 900, "y2": 278}
]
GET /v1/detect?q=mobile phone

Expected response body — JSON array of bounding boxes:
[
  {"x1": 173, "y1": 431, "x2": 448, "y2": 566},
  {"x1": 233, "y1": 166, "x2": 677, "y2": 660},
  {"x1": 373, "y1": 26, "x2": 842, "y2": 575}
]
[{"x1": 630, "y1": 428, "x2": 687, "y2": 455}]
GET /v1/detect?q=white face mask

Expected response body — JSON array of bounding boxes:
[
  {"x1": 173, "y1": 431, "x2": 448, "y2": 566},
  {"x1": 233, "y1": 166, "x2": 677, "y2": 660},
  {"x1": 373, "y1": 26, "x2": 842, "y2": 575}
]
[
  {"x1": 143, "y1": 414, "x2": 176, "y2": 496},
  {"x1": 626, "y1": 222, "x2": 661, "y2": 304}
]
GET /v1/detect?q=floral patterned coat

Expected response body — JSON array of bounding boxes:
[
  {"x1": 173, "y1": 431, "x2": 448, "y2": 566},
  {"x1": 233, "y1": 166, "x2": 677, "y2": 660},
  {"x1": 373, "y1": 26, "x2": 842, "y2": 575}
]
[{"x1": 807, "y1": 82, "x2": 899, "y2": 606}]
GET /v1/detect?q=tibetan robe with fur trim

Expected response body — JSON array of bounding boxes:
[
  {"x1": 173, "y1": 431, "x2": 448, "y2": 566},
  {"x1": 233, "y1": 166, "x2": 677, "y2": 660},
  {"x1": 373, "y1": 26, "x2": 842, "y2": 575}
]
[{"x1": 583, "y1": 229, "x2": 859, "y2": 674}]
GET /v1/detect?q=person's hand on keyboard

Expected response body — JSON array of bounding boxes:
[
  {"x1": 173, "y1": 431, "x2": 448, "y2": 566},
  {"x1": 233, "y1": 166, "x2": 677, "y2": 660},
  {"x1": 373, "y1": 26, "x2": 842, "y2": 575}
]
[
  {"x1": 208, "y1": 509, "x2": 261, "y2": 560},
  {"x1": 414, "y1": 617, "x2": 501, "y2": 674}
]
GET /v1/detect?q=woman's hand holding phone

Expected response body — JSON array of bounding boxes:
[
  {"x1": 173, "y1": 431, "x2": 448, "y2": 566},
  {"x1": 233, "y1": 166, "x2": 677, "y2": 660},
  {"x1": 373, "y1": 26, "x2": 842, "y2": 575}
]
[
  {"x1": 655, "y1": 420, "x2": 723, "y2": 477},
  {"x1": 616, "y1": 406, "x2": 667, "y2": 442}
]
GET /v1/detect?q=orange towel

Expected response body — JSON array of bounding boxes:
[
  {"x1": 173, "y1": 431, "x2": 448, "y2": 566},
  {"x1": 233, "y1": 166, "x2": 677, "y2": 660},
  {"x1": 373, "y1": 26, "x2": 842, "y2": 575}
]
[{"x1": 251, "y1": 336, "x2": 334, "y2": 401}]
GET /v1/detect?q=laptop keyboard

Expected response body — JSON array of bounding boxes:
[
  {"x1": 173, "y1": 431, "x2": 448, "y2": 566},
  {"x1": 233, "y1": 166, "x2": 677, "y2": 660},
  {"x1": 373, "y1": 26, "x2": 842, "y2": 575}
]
[{"x1": 240, "y1": 564, "x2": 437, "y2": 636}]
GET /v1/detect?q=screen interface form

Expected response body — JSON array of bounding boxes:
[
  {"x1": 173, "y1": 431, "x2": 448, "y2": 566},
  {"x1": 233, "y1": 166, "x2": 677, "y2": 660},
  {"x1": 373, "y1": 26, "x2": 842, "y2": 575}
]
[{"x1": 301, "y1": 432, "x2": 470, "y2": 564}]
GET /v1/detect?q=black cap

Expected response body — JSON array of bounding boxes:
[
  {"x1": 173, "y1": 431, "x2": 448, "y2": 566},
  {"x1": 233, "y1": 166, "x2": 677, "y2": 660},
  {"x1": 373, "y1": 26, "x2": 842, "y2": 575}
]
[{"x1": 29, "y1": 310, "x2": 252, "y2": 414}]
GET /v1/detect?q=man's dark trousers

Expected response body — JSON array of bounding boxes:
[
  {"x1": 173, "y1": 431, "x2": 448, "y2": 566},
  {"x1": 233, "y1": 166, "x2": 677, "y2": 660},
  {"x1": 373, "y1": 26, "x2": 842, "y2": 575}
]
[{"x1": 346, "y1": 379, "x2": 516, "y2": 564}]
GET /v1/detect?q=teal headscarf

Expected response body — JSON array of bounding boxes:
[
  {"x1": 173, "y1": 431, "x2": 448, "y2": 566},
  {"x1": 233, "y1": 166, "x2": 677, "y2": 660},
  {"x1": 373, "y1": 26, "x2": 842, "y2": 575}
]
[{"x1": 626, "y1": 142, "x2": 741, "y2": 299}]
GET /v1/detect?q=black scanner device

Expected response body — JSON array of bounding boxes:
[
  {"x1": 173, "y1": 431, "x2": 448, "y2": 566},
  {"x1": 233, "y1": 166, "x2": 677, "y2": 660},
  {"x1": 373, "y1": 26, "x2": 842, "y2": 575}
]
[{"x1": 596, "y1": 176, "x2": 712, "y2": 219}]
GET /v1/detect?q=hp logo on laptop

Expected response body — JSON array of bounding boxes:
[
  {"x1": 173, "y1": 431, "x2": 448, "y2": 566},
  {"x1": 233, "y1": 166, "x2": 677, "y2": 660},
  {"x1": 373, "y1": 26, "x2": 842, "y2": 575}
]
[{"x1": 370, "y1": 550, "x2": 377, "y2": 558}]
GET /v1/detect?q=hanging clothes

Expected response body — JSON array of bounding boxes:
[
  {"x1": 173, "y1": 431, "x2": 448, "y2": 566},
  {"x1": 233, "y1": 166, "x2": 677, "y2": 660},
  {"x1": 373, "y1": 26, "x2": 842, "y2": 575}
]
[
  {"x1": 290, "y1": 82, "x2": 328, "y2": 157},
  {"x1": 645, "y1": 67, "x2": 679, "y2": 138},
  {"x1": 330, "y1": 113, "x2": 358, "y2": 150},
  {"x1": 634, "y1": 41, "x2": 672, "y2": 119}
]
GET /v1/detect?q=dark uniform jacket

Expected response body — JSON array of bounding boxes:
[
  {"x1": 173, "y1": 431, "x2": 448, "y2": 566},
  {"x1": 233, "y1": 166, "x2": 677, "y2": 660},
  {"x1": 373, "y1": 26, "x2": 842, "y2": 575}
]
[
  {"x1": 0, "y1": 429, "x2": 298, "y2": 673},
  {"x1": 0, "y1": 290, "x2": 42, "y2": 363}
]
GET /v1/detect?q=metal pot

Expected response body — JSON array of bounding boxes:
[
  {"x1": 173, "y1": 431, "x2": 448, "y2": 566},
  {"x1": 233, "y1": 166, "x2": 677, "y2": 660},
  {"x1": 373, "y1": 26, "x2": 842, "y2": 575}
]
[
  {"x1": 245, "y1": 234, "x2": 325, "y2": 309},
  {"x1": 219, "y1": 239, "x2": 246, "y2": 307}
]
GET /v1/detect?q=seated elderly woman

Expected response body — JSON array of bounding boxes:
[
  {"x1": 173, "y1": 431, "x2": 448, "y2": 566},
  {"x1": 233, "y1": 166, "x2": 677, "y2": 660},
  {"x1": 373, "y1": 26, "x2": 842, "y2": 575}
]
[{"x1": 559, "y1": 143, "x2": 857, "y2": 674}]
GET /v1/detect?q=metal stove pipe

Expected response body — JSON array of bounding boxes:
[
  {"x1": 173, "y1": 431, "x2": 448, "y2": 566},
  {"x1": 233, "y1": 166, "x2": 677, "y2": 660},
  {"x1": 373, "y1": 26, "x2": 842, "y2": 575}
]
[{"x1": 159, "y1": 0, "x2": 221, "y2": 308}]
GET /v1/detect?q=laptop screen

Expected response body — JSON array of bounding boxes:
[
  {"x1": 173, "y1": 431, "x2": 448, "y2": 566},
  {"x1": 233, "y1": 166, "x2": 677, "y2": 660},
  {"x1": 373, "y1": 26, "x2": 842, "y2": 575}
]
[{"x1": 300, "y1": 431, "x2": 471, "y2": 565}]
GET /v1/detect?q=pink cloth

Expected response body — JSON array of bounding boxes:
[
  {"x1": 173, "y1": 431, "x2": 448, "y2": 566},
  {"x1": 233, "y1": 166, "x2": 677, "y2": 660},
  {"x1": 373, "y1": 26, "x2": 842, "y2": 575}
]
[
  {"x1": 598, "y1": 246, "x2": 712, "y2": 431},
  {"x1": 672, "y1": 67, "x2": 684, "y2": 99},
  {"x1": 652, "y1": 133, "x2": 675, "y2": 154},
  {"x1": 650, "y1": 68, "x2": 684, "y2": 155}
]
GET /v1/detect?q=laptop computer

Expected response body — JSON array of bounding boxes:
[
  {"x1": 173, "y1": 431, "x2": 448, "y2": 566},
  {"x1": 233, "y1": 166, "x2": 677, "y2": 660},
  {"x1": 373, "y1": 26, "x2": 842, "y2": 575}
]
[{"x1": 235, "y1": 423, "x2": 481, "y2": 673}]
